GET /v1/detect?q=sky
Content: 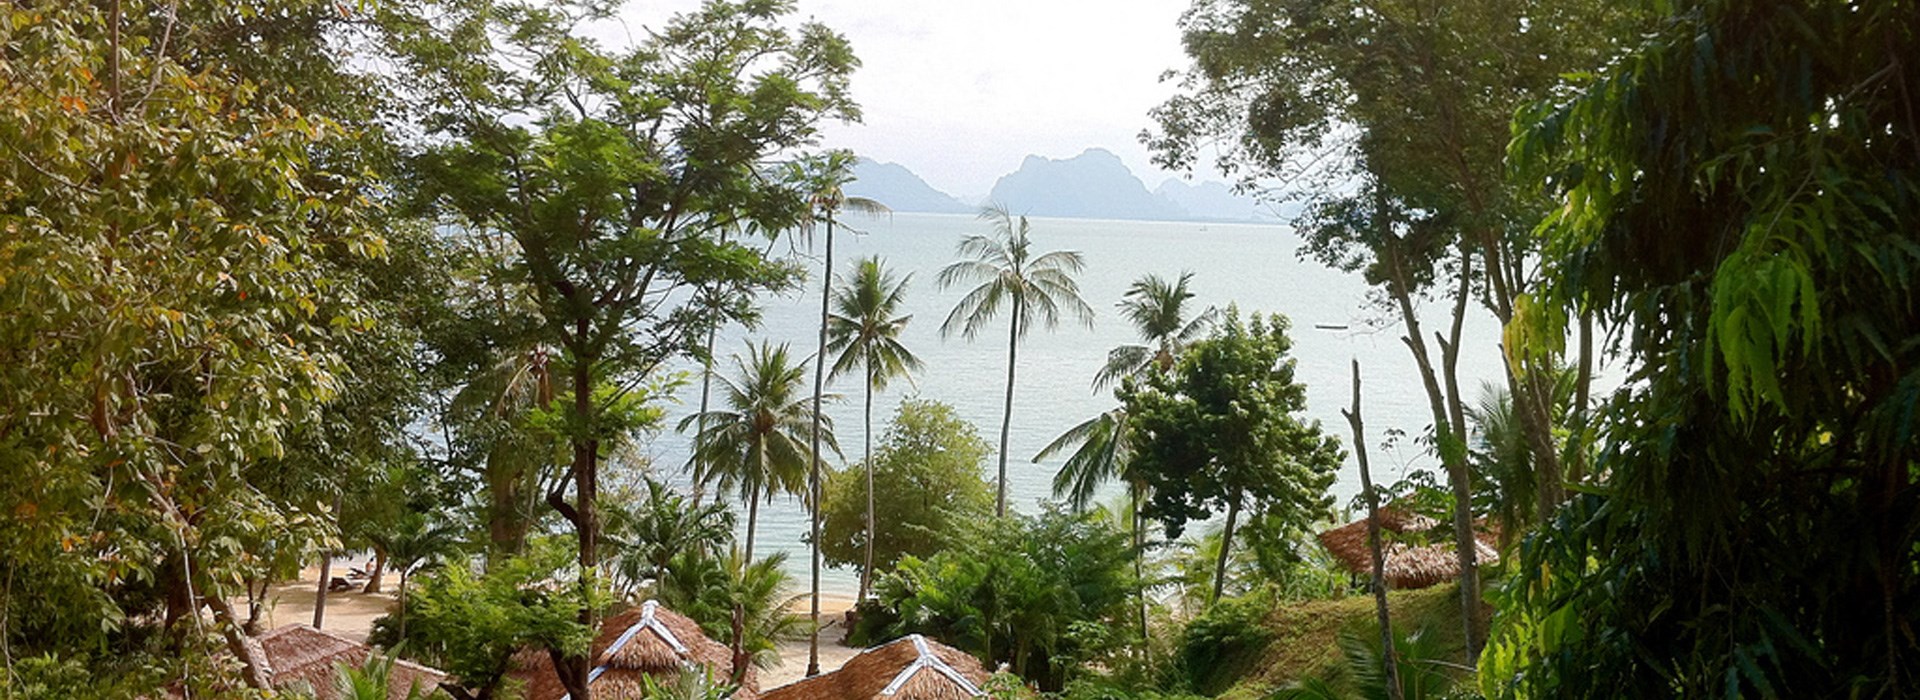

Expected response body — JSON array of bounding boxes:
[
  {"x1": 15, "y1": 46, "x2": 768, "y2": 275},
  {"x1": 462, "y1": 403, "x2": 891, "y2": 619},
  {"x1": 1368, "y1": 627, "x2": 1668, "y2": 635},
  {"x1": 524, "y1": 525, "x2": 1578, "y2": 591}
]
[{"x1": 604, "y1": 0, "x2": 1202, "y2": 199}]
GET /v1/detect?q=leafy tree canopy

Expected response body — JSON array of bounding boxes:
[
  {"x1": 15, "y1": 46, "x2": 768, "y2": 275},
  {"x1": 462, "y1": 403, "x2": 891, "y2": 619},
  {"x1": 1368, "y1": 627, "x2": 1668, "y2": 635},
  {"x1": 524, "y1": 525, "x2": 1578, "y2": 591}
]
[{"x1": 818, "y1": 399, "x2": 993, "y2": 575}]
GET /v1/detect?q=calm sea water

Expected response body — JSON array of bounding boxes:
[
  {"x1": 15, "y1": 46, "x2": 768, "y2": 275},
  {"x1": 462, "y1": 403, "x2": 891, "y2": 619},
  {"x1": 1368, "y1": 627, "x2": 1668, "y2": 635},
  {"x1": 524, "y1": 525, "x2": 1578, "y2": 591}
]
[{"x1": 634, "y1": 212, "x2": 1510, "y2": 595}]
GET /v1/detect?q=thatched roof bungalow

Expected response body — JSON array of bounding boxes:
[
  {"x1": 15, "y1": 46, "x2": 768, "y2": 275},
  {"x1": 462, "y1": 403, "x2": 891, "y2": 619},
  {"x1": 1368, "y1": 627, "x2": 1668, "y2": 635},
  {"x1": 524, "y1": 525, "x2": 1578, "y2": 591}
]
[
  {"x1": 510, "y1": 599, "x2": 754, "y2": 700},
  {"x1": 255, "y1": 624, "x2": 446, "y2": 700},
  {"x1": 761, "y1": 635, "x2": 988, "y2": 700},
  {"x1": 1316, "y1": 509, "x2": 1500, "y2": 590}
]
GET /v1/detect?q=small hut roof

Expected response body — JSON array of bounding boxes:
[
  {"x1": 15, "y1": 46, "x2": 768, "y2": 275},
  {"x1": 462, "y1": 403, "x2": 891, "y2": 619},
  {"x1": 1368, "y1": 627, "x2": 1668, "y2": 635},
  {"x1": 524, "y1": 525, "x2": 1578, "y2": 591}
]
[
  {"x1": 256, "y1": 624, "x2": 446, "y2": 700},
  {"x1": 509, "y1": 600, "x2": 752, "y2": 700},
  {"x1": 761, "y1": 635, "x2": 989, "y2": 700},
  {"x1": 1316, "y1": 508, "x2": 1500, "y2": 590}
]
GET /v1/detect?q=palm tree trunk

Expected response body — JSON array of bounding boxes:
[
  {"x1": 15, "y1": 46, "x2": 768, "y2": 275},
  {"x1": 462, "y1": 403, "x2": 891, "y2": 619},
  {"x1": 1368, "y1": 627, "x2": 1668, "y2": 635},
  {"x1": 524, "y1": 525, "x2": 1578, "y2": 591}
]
[
  {"x1": 1346, "y1": 360, "x2": 1403, "y2": 700},
  {"x1": 807, "y1": 216, "x2": 833, "y2": 677},
  {"x1": 1132, "y1": 481, "x2": 1149, "y2": 656},
  {"x1": 693, "y1": 325, "x2": 718, "y2": 510},
  {"x1": 693, "y1": 229, "x2": 730, "y2": 510},
  {"x1": 745, "y1": 497, "x2": 759, "y2": 563},
  {"x1": 363, "y1": 548, "x2": 387, "y2": 594},
  {"x1": 398, "y1": 569, "x2": 411, "y2": 642},
  {"x1": 1210, "y1": 490, "x2": 1241, "y2": 605},
  {"x1": 860, "y1": 361, "x2": 876, "y2": 600},
  {"x1": 313, "y1": 491, "x2": 340, "y2": 628},
  {"x1": 996, "y1": 299, "x2": 1021, "y2": 517}
]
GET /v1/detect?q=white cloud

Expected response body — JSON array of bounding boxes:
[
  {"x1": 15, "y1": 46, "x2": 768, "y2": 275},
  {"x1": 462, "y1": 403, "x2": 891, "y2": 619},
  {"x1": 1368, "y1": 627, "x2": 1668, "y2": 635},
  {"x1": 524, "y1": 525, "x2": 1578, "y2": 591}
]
[{"x1": 604, "y1": 0, "x2": 1198, "y2": 196}]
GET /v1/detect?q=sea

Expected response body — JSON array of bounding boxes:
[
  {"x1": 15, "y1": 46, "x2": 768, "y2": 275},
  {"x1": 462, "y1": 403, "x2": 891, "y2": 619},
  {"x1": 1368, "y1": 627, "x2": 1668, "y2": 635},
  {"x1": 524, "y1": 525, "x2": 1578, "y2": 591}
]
[{"x1": 635, "y1": 212, "x2": 1513, "y2": 597}]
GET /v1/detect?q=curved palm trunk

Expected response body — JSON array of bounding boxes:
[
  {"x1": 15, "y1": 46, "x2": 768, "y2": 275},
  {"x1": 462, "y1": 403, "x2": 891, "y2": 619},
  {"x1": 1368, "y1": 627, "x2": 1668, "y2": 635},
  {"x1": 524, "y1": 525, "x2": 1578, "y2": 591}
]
[
  {"x1": 807, "y1": 216, "x2": 834, "y2": 677},
  {"x1": 1209, "y1": 489, "x2": 1241, "y2": 605},
  {"x1": 996, "y1": 299, "x2": 1021, "y2": 517},
  {"x1": 860, "y1": 361, "x2": 877, "y2": 600}
]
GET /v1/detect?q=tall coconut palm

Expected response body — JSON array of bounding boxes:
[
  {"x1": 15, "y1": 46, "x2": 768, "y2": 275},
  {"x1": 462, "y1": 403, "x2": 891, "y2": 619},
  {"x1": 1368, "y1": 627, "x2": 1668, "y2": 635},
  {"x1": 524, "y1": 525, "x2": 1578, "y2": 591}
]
[
  {"x1": 788, "y1": 149, "x2": 888, "y2": 676},
  {"x1": 1094, "y1": 272, "x2": 1219, "y2": 389},
  {"x1": 824, "y1": 255, "x2": 923, "y2": 599},
  {"x1": 939, "y1": 205, "x2": 1095, "y2": 517},
  {"x1": 679, "y1": 342, "x2": 835, "y2": 562},
  {"x1": 1036, "y1": 271, "x2": 1214, "y2": 649}
]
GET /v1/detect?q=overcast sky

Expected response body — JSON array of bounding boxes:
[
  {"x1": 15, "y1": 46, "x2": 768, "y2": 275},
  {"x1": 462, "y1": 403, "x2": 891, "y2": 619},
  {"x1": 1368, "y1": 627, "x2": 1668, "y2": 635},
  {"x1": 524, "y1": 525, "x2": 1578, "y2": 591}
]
[{"x1": 605, "y1": 0, "x2": 1201, "y2": 198}]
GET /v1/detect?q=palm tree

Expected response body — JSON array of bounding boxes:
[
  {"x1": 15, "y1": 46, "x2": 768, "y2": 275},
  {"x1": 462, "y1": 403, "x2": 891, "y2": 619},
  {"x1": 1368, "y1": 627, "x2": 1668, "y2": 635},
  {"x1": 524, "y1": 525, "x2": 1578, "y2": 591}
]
[
  {"x1": 680, "y1": 342, "x2": 835, "y2": 562},
  {"x1": 1036, "y1": 271, "x2": 1214, "y2": 649},
  {"x1": 659, "y1": 549, "x2": 809, "y2": 684},
  {"x1": 788, "y1": 149, "x2": 888, "y2": 676},
  {"x1": 939, "y1": 205, "x2": 1094, "y2": 516},
  {"x1": 366, "y1": 512, "x2": 462, "y2": 641},
  {"x1": 825, "y1": 255, "x2": 922, "y2": 600},
  {"x1": 1094, "y1": 272, "x2": 1218, "y2": 389},
  {"x1": 606, "y1": 479, "x2": 736, "y2": 598}
]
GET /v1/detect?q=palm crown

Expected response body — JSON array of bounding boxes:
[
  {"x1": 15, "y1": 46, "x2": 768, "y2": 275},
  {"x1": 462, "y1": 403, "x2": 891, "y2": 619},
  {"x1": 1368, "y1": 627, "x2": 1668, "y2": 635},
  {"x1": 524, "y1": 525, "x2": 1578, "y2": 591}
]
[
  {"x1": 827, "y1": 257, "x2": 922, "y2": 389},
  {"x1": 937, "y1": 206, "x2": 1095, "y2": 340},
  {"x1": 679, "y1": 342, "x2": 837, "y2": 558},
  {"x1": 1094, "y1": 271, "x2": 1219, "y2": 389}
]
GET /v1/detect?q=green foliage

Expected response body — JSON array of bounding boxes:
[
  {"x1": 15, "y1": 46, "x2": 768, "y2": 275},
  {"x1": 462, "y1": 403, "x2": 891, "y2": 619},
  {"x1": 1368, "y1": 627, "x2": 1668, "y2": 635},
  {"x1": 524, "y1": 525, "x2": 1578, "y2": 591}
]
[
  {"x1": 1270, "y1": 626, "x2": 1456, "y2": 700},
  {"x1": 1127, "y1": 309, "x2": 1340, "y2": 538},
  {"x1": 1489, "y1": 0, "x2": 1920, "y2": 696},
  {"x1": 1123, "y1": 309, "x2": 1342, "y2": 604},
  {"x1": 1175, "y1": 589, "x2": 1278, "y2": 695},
  {"x1": 633, "y1": 667, "x2": 736, "y2": 700},
  {"x1": 819, "y1": 399, "x2": 993, "y2": 576},
  {"x1": 604, "y1": 479, "x2": 736, "y2": 597},
  {"x1": 329, "y1": 652, "x2": 437, "y2": 700},
  {"x1": 0, "y1": 0, "x2": 405, "y2": 691},
  {"x1": 680, "y1": 342, "x2": 836, "y2": 558},
  {"x1": 377, "y1": 541, "x2": 592, "y2": 699},
  {"x1": 656, "y1": 549, "x2": 807, "y2": 671},
  {"x1": 857, "y1": 506, "x2": 1138, "y2": 691}
]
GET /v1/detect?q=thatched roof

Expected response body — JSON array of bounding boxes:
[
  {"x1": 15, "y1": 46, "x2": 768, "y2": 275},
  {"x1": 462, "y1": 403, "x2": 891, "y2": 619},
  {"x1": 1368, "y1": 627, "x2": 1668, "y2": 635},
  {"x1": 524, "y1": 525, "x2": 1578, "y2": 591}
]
[
  {"x1": 761, "y1": 635, "x2": 989, "y2": 700},
  {"x1": 509, "y1": 600, "x2": 753, "y2": 700},
  {"x1": 256, "y1": 624, "x2": 446, "y2": 700},
  {"x1": 1316, "y1": 508, "x2": 1501, "y2": 590}
]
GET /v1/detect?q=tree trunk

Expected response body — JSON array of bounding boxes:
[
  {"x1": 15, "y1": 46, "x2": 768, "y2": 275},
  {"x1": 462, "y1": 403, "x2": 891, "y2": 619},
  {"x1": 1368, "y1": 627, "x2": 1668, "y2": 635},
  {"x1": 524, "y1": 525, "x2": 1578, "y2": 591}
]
[
  {"x1": 562, "y1": 340, "x2": 600, "y2": 700},
  {"x1": 205, "y1": 592, "x2": 273, "y2": 690},
  {"x1": 398, "y1": 569, "x2": 411, "y2": 641},
  {"x1": 1345, "y1": 360, "x2": 1404, "y2": 700},
  {"x1": 693, "y1": 228, "x2": 730, "y2": 510},
  {"x1": 1209, "y1": 491, "x2": 1241, "y2": 605},
  {"x1": 313, "y1": 551, "x2": 332, "y2": 629},
  {"x1": 745, "y1": 497, "x2": 760, "y2": 563},
  {"x1": 693, "y1": 325, "x2": 719, "y2": 509},
  {"x1": 807, "y1": 216, "x2": 834, "y2": 677},
  {"x1": 1569, "y1": 309, "x2": 1595, "y2": 484},
  {"x1": 860, "y1": 361, "x2": 876, "y2": 601},
  {"x1": 363, "y1": 548, "x2": 387, "y2": 594},
  {"x1": 731, "y1": 600, "x2": 751, "y2": 684},
  {"x1": 486, "y1": 448, "x2": 530, "y2": 567},
  {"x1": 314, "y1": 491, "x2": 341, "y2": 628},
  {"x1": 1133, "y1": 481, "x2": 1149, "y2": 657},
  {"x1": 996, "y1": 299, "x2": 1021, "y2": 517},
  {"x1": 1384, "y1": 237, "x2": 1482, "y2": 664}
]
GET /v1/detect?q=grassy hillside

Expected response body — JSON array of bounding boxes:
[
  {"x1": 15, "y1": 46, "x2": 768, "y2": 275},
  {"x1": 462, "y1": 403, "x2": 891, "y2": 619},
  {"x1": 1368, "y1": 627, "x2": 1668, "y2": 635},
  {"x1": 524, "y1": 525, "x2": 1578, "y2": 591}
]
[{"x1": 1216, "y1": 585, "x2": 1482, "y2": 699}]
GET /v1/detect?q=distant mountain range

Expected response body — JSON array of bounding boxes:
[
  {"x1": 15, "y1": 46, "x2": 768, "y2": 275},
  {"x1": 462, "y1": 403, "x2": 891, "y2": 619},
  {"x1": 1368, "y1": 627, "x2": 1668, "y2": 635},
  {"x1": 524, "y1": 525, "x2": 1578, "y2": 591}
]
[{"x1": 845, "y1": 148, "x2": 1279, "y2": 223}]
